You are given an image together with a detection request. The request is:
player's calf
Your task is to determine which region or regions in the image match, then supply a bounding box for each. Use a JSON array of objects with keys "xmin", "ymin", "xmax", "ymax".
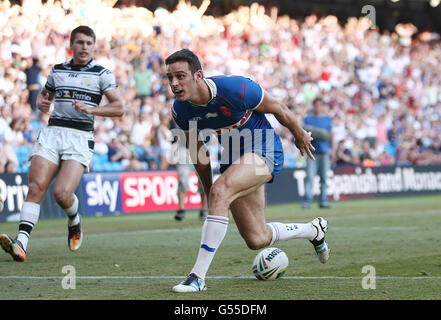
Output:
[{"xmin": 243, "ymin": 231, "xmax": 272, "ymax": 250}]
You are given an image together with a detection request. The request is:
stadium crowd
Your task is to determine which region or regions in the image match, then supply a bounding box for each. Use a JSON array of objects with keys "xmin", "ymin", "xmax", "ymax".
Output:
[{"xmin": 1, "ymin": 0, "xmax": 441, "ymax": 174}]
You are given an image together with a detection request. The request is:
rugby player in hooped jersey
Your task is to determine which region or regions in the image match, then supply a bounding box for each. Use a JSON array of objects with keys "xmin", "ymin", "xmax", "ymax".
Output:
[
  {"xmin": 0, "ymin": 26, "xmax": 124, "ymax": 262},
  {"xmin": 166, "ymin": 49, "xmax": 331, "ymax": 293}
]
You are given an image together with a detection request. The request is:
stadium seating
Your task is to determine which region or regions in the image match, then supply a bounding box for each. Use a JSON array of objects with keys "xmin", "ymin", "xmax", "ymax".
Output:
[{"xmin": 2, "ymin": 1, "xmax": 441, "ymax": 174}]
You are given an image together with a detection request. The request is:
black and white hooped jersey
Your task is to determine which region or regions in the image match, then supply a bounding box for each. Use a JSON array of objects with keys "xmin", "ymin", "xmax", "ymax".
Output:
[{"xmin": 44, "ymin": 59, "xmax": 117, "ymax": 132}]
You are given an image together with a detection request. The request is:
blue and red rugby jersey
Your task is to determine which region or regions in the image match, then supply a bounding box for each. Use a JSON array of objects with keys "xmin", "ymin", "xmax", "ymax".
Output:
[{"xmin": 171, "ymin": 75, "xmax": 284, "ymax": 180}]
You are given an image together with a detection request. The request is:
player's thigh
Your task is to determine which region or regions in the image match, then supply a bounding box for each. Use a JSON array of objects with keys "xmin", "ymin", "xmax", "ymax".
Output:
[
  {"xmin": 52, "ymin": 160, "xmax": 85, "ymax": 205},
  {"xmin": 230, "ymin": 185, "xmax": 270, "ymax": 249},
  {"xmin": 213, "ymin": 152, "xmax": 272, "ymax": 203},
  {"xmin": 27, "ymin": 155, "xmax": 60, "ymax": 202}
]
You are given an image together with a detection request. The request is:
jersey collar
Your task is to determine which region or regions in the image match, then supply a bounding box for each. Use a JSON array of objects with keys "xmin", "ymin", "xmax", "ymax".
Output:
[
  {"xmin": 67, "ymin": 58, "xmax": 95, "ymax": 71},
  {"xmin": 190, "ymin": 78, "xmax": 217, "ymax": 107},
  {"xmin": 205, "ymin": 78, "xmax": 217, "ymax": 103}
]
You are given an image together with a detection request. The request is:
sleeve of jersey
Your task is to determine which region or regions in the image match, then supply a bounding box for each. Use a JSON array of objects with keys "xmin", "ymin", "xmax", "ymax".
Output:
[
  {"xmin": 44, "ymin": 68, "xmax": 55, "ymax": 92},
  {"xmin": 100, "ymin": 69, "xmax": 118, "ymax": 93},
  {"xmin": 241, "ymin": 77, "xmax": 264, "ymax": 111},
  {"xmin": 171, "ymin": 103, "xmax": 189, "ymax": 131}
]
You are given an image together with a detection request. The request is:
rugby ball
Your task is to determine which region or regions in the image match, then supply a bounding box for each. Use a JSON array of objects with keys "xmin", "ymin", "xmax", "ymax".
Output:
[{"xmin": 252, "ymin": 247, "xmax": 289, "ymax": 280}]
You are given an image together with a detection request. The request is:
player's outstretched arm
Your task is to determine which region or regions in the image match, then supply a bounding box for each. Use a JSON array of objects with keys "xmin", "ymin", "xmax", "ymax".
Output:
[
  {"xmin": 255, "ymin": 90, "xmax": 315, "ymax": 160},
  {"xmin": 73, "ymin": 88, "xmax": 124, "ymax": 117}
]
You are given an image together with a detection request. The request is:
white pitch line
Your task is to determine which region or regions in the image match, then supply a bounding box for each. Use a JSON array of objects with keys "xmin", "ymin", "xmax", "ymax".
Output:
[
  {"xmin": 34, "ymin": 227, "xmax": 203, "ymax": 242},
  {"xmin": 31, "ymin": 225, "xmax": 426, "ymax": 243},
  {"xmin": 1, "ymin": 275, "xmax": 440, "ymax": 280}
]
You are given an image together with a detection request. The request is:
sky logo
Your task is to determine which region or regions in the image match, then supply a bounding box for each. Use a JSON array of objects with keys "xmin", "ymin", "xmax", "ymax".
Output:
[{"xmin": 82, "ymin": 173, "xmax": 122, "ymax": 215}]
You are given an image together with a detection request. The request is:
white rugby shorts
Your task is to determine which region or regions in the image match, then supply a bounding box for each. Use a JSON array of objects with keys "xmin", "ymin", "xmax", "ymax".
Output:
[{"xmin": 30, "ymin": 126, "xmax": 94, "ymax": 172}]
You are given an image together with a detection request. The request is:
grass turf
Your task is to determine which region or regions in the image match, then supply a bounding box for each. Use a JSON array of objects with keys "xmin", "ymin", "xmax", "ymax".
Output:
[{"xmin": 0, "ymin": 194, "xmax": 440, "ymax": 300}]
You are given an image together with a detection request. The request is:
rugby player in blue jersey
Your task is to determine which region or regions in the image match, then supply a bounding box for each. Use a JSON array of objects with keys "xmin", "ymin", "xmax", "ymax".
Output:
[{"xmin": 166, "ymin": 49, "xmax": 330, "ymax": 292}]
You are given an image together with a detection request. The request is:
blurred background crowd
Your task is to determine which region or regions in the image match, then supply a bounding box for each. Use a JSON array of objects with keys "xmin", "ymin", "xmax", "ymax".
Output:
[{"xmin": 1, "ymin": 0, "xmax": 441, "ymax": 174}]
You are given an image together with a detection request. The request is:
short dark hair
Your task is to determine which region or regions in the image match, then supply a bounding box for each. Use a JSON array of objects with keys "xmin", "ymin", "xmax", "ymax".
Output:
[
  {"xmin": 70, "ymin": 26, "xmax": 96, "ymax": 44},
  {"xmin": 165, "ymin": 49, "xmax": 202, "ymax": 74},
  {"xmin": 313, "ymin": 97, "xmax": 324, "ymax": 106}
]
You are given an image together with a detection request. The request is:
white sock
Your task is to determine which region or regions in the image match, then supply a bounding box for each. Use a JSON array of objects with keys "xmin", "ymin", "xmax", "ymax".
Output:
[
  {"xmin": 17, "ymin": 201, "xmax": 40, "ymax": 251},
  {"xmin": 267, "ymin": 222, "xmax": 316, "ymax": 246},
  {"xmin": 190, "ymin": 215, "xmax": 229, "ymax": 280},
  {"xmin": 64, "ymin": 194, "xmax": 80, "ymax": 227}
]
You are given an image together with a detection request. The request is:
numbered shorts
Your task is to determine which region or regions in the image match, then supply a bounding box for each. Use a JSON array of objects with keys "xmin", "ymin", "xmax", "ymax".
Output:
[{"xmin": 30, "ymin": 126, "xmax": 94, "ymax": 173}]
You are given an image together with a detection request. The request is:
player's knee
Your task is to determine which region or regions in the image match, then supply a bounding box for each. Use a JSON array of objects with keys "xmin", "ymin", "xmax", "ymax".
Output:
[
  {"xmin": 209, "ymin": 180, "xmax": 231, "ymax": 204},
  {"xmin": 52, "ymin": 187, "xmax": 71, "ymax": 206},
  {"xmin": 245, "ymin": 235, "xmax": 268, "ymax": 251},
  {"xmin": 27, "ymin": 181, "xmax": 48, "ymax": 200}
]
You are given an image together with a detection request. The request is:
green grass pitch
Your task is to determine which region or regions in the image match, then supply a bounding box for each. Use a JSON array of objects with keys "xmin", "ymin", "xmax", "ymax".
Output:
[{"xmin": 0, "ymin": 194, "xmax": 440, "ymax": 300}]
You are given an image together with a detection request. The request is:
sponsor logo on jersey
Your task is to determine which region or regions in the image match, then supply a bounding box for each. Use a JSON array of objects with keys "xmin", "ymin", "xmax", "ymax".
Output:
[
  {"xmin": 219, "ymin": 106, "xmax": 231, "ymax": 117},
  {"xmin": 72, "ymin": 91, "xmax": 92, "ymax": 101},
  {"xmin": 62, "ymin": 90, "xmax": 71, "ymax": 98},
  {"xmin": 56, "ymin": 90, "xmax": 94, "ymax": 102},
  {"xmin": 206, "ymin": 112, "xmax": 218, "ymax": 119}
]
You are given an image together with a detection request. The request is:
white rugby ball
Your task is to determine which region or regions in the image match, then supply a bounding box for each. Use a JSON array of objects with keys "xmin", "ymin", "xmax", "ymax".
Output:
[{"xmin": 252, "ymin": 247, "xmax": 289, "ymax": 280}]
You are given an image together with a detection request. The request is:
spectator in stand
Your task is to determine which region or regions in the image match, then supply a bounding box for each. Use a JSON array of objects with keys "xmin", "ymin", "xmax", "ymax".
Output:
[
  {"xmin": 378, "ymin": 150, "xmax": 395, "ymax": 166},
  {"xmin": 334, "ymin": 140, "xmax": 355, "ymax": 166},
  {"xmin": 157, "ymin": 112, "xmax": 173, "ymax": 170},
  {"xmin": 108, "ymin": 136, "xmax": 132, "ymax": 168},
  {"xmin": 23, "ymin": 56, "xmax": 42, "ymax": 112},
  {"xmin": 130, "ymin": 106, "xmax": 153, "ymax": 151},
  {"xmin": 133, "ymin": 61, "xmax": 154, "ymax": 99},
  {"xmin": 21, "ymin": 117, "xmax": 35, "ymax": 145},
  {"xmin": 0, "ymin": 106, "xmax": 12, "ymax": 140},
  {"xmin": 360, "ymin": 138, "xmax": 376, "ymax": 167},
  {"xmin": 350, "ymin": 138, "xmax": 362, "ymax": 166},
  {"xmin": 0, "ymin": 0, "xmax": 440, "ymax": 172},
  {"xmin": 376, "ymin": 114, "xmax": 389, "ymax": 147},
  {"xmin": 8, "ymin": 117, "xmax": 26, "ymax": 147},
  {"xmin": 93, "ymin": 123, "xmax": 110, "ymax": 157},
  {"xmin": 396, "ymin": 149, "xmax": 412, "ymax": 166},
  {"xmin": 0, "ymin": 134, "xmax": 18, "ymax": 173},
  {"xmin": 125, "ymin": 152, "xmax": 147, "ymax": 171}
]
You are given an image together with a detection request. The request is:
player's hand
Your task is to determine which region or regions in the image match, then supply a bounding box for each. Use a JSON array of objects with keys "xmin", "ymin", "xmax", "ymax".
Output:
[
  {"xmin": 294, "ymin": 129, "xmax": 316, "ymax": 160},
  {"xmin": 38, "ymin": 92, "xmax": 52, "ymax": 113},
  {"xmin": 72, "ymin": 100, "xmax": 92, "ymax": 114}
]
